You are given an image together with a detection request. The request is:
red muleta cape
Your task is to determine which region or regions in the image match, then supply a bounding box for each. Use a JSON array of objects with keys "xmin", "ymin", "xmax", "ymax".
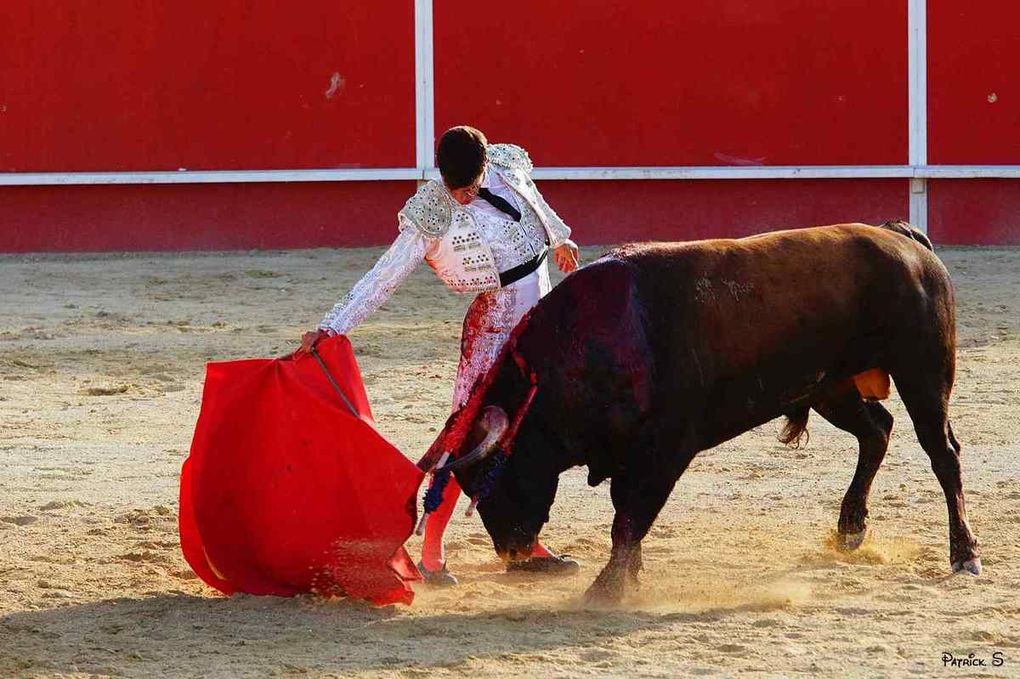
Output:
[{"xmin": 179, "ymin": 336, "xmax": 424, "ymax": 605}]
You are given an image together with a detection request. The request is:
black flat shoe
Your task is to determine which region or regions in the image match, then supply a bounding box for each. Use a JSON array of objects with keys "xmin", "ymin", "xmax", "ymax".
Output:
[
  {"xmin": 417, "ymin": 560, "xmax": 459, "ymax": 587},
  {"xmin": 506, "ymin": 554, "xmax": 581, "ymax": 576}
]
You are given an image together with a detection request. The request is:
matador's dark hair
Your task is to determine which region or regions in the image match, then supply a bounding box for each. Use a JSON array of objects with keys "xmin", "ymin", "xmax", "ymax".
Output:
[{"xmin": 436, "ymin": 125, "xmax": 487, "ymax": 189}]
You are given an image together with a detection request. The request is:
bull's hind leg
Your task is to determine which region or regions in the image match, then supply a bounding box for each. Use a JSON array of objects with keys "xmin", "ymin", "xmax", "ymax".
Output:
[
  {"xmin": 813, "ymin": 385, "xmax": 894, "ymax": 551},
  {"xmin": 892, "ymin": 368, "xmax": 980, "ymax": 575}
]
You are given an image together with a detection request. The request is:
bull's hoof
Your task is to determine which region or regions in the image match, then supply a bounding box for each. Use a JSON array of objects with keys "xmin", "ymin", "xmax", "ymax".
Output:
[
  {"xmin": 952, "ymin": 558, "xmax": 982, "ymax": 576},
  {"xmin": 583, "ymin": 584, "xmax": 622, "ymax": 607},
  {"xmin": 583, "ymin": 573, "xmax": 624, "ymax": 607},
  {"xmin": 836, "ymin": 528, "xmax": 868, "ymax": 552}
]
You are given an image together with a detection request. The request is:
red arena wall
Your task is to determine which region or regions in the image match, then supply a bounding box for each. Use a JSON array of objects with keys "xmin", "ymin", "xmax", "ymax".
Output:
[
  {"xmin": 928, "ymin": 1, "xmax": 1019, "ymax": 165},
  {"xmin": 0, "ymin": 1, "xmax": 1015, "ymax": 252},
  {"xmin": 0, "ymin": 1, "xmax": 415, "ymax": 172},
  {"xmin": 926, "ymin": 1, "xmax": 1019, "ymax": 244},
  {"xmin": 434, "ymin": 0, "xmax": 908, "ymax": 167}
]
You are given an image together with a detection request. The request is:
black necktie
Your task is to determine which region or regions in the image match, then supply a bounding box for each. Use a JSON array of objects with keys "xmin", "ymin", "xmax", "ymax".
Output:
[{"xmin": 477, "ymin": 187, "xmax": 522, "ymax": 222}]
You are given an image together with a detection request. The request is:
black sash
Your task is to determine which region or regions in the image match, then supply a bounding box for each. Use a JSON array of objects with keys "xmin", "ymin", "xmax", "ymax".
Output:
[
  {"xmin": 478, "ymin": 187, "xmax": 522, "ymax": 222},
  {"xmin": 499, "ymin": 248, "xmax": 548, "ymax": 287}
]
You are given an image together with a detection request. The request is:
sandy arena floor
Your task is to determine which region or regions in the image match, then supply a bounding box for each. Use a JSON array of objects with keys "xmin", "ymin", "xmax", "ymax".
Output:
[{"xmin": 1, "ymin": 243, "xmax": 1018, "ymax": 678}]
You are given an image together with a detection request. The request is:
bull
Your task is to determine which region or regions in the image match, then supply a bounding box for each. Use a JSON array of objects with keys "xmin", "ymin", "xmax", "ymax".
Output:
[{"xmin": 419, "ymin": 221, "xmax": 980, "ymax": 603}]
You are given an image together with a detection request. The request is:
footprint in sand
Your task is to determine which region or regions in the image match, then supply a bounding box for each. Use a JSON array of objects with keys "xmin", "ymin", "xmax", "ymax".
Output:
[
  {"xmin": 752, "ymin": 618, "xmax": 780, "ymax": 628},
  {"xmin": 39, "ymin": 500, "xmax": 89, "ymax": 511},
  {"xmin": 80, "ymin": 385, "xmax": 130, "ymax": 396},
  {"xmin": 119, "ymin": 550, "xmax": 172, "ymax": 565},
  {"xmin": 579, "ymin": 649, "xmax": 614, "ymax": 663},
  {"xmin": 1, "ymin": 515, "xmax": 38, "ymax": 527}
]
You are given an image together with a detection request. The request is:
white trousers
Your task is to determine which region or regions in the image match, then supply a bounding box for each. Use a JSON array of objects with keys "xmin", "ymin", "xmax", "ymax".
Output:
[{"xmin": 451, "ymin": 263, "xmax": 551, "ymax": 410}]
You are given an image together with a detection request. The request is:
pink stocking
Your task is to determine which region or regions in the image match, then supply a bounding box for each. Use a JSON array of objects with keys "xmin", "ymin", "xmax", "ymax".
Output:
[{"xmin": 531, "ymin": 541, "xmax": 553, "ymax": 557}]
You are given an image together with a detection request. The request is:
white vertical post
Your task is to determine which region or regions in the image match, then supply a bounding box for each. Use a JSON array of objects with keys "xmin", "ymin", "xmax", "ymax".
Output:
[
  {"xmin": 413, "ymin": 0, "xmax": 436, "ymax": 181},
  {"xmin": 910, "ymin": 177, "xmax": 928, "ymax": 231},
  {"xmin": 908, "ymin": 0, "xmax": 929, "ymax": 232}
]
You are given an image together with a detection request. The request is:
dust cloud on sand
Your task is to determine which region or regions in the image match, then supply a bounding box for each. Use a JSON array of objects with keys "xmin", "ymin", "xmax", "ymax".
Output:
[{"xmin": 1, "ymin": 246, "xmax": 1019, "ymax": 677}]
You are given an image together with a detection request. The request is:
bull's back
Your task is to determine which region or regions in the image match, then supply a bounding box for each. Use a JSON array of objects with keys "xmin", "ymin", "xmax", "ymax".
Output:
[
  {"xmin": 605, "ymin": 224, "xmax": 950, "ymax": 443},
  {"xmin": 615, "ymin": 224, "xmax": 942, "ymax": 358}
]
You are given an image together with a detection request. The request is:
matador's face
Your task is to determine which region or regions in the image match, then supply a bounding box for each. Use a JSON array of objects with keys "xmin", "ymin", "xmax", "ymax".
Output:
[{"xmin": 445, "ymin": 165, "xmax": 486, "ymax": 206}]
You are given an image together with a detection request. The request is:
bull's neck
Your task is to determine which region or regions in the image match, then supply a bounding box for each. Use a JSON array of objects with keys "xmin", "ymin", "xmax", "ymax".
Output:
[{"xmin": 494, "ymin": 369, "xmax": 573, "ymax": 475}]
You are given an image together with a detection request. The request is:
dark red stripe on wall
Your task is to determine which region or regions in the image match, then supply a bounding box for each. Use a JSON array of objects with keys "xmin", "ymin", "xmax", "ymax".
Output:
[
  {"xmin": 0, "ymin": 179, "xmax": 915, "ymax": 253},
  {"xmin": 0, "ymin": 182, "xmax": 415, "ymax": 252},
  {"xmin": 538, "ymin": 179, "xmax": 909, "ymax": 244},
  {"xmin": 928, "ymin": 180, "xmax": 1020, "ymax": 246}
]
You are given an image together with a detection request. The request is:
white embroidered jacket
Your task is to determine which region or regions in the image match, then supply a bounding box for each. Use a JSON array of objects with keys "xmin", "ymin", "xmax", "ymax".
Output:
[
  {"xmin": 398, "ymin": 143, "xmax": 571, "ymax": 292},
  {"xmin": 319, "ymin": 144, "xmax": 572, "ymax": 335}
]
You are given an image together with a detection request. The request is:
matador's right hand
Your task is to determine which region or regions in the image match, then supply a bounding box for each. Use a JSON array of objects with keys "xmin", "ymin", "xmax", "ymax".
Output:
[{"xmin": 300, "ymin": 328, "xmax": 330, "ymax": 354}]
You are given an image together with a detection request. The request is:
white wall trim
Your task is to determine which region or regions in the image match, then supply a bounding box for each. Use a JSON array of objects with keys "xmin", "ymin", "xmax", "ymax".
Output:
[
  {"xmin": 528, "ymin": 166, "xmax": 918, "ymax": 181},
  {"xmin": 413, "ymin": 0, "xmax": 436, "ymax": 173},
  {"xmin": 531, "ymin": 166, "xmax": 1020, "ymax": 180},
  {"xmin": 918, "ymin": 165, "xmax": 1020, "ymax": 178},
  {"xmin": 2, "ymin": 165, "xmax": 1018, "ymax": 187},
  {"xmin": 908, "ymin": 0, "xmax": 929, "ymax": 231},
  {"xmin": 0, "ymin": 169, "xmax": 424, "ymax": 186}
]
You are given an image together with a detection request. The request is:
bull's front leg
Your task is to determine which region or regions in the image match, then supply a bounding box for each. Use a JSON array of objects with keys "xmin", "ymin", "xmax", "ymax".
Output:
[
  {"xmin": 627, "ymin": 542, "xmax": 643, "ymax": 588},
  {"xmin": 585, "ymin": 511, "xmax": 640, "ymax": 604},
  {"xmin": 585, "ymin": 472, "xmax": 677, "ymax": 605}
]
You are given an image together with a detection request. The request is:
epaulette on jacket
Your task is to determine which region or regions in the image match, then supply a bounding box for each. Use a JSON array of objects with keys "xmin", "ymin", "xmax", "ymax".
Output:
[
  {"xmin": 486, "ymin": 143, "xmax": 533, "ymax": 172},
  {"xmin": 398, "ymin": 180, "xmax": 452, "ymax": 237}
]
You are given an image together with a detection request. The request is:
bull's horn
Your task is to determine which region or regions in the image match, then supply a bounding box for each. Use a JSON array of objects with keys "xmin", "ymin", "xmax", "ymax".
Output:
[
  {"xmin": 436, "ymin": 406, "xmax": 508, "ymax": 473},
  {"xmin": 416, "ymin": 429, "xmax": 448, "ymax": 472}
]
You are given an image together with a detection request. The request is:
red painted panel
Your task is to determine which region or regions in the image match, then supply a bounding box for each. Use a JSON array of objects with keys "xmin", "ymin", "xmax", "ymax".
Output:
[
  {"xmin": 929, "ymin": 3, "xmax": 1020, "ymax": 164},
  {"xmin": 538, "ymin": 179, "xmax": 908, "ymax": 243},
  {"xmin": 435, "ymin": 1, "xmax": 907, "ymax": 167},
  {"xmin": 928, "ymin": 180, "xmax": 1020, "ymax": 245},
  {"xmin": 0, "ymin": 1, "xmax": 414, "ymax": 172},
  {"xmin": 0, "ymin": 182, "xmax": 415, "ymax": 252}
]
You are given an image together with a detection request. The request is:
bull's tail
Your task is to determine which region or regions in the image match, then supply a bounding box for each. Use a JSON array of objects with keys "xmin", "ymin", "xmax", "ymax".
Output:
[
  {"xmin": 779, "ymin": 407, "xmax": 811, "ymax": 448},
  {"xmin": 877, "ymin": 219, "xmax": 934, "ymax": 252}
]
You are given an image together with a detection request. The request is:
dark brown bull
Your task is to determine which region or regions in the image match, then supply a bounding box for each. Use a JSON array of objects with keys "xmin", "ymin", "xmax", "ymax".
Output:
[{"xmin": 420, "ymin": 222, "xmax": 980, "ymax": 603}]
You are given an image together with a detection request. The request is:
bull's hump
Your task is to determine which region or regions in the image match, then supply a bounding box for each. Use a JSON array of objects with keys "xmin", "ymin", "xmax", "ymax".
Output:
[
  {"xmin": 565, "ymin": 255, "xmax": 636, "ymax": 298},
  {"xmin": 606, "ymin": 241, "xmax": 698, "ymax": 262},
  {"xmin": 529, "ymin": 255, "xmax": 639, "ymax": 333}
]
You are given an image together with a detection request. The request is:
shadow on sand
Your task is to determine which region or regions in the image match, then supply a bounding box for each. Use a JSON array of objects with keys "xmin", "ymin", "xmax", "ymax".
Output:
[{"xmin": 0, "ymin": 587, "xmax": 768, "ymax": 676}]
